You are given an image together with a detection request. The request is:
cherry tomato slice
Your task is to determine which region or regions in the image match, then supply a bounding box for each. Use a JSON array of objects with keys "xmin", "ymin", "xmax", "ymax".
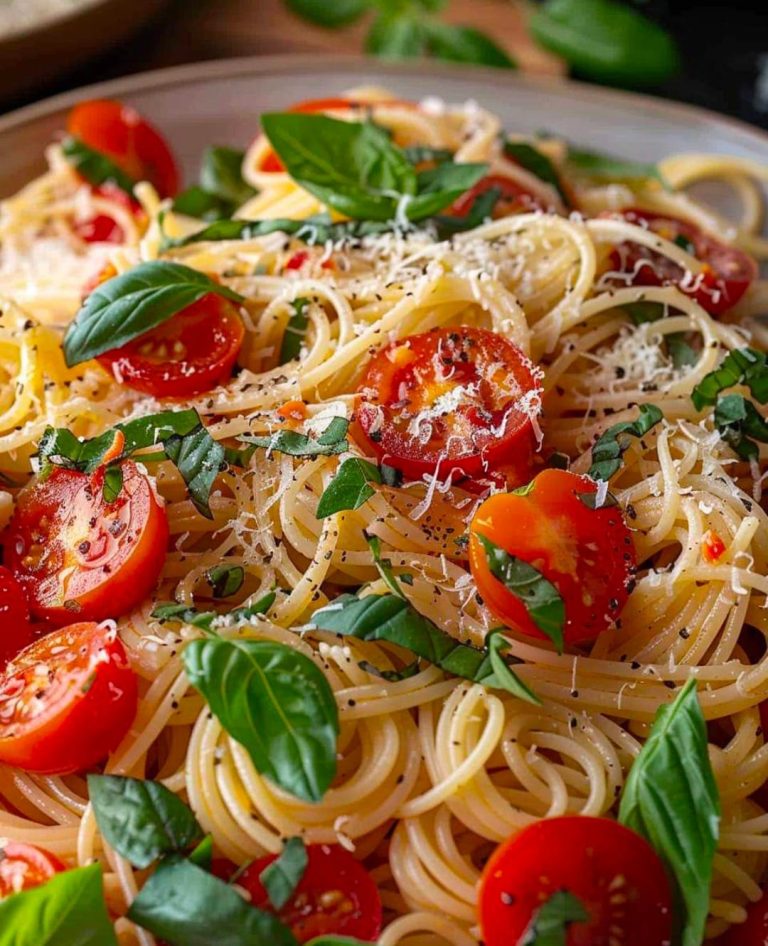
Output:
[
  {"xmin": 73, "ymin": 183, "xmax": 143, "ymax": 246},
  {"xmin": 721, "ymin": 886, "xmax": 768, "ymax": 944},
  {"xmin": 355, "ymin": 326, "xmax": 541, "ymax": 484},
  {"xmin": 67, "ymin": 99, "xmax": 179, "ymax": 198},
  {"xmin": 606, "ymin": 208, "xmax": 757, "ymax": 315},
  {"xmin": 469, "ymin": 469, "xmax": 636, "ymax": 645},
  {"xmin": 447, "ymin": 174, "xmax": 548, "ymax": 218},
  {"xmin": 5, "ymin": 461, "xmax": 168, "ymax": 626},
  {"xmin": 0, "ymin": 841, "xmax": 66, "ymax": 897},
  {"xmin": 0, "ymin": 620, "xmax": 137, "ymax": 774},
  {"xmin": 0, "ymin": 566, "xmax": 34, "ymax": 669},
  {"xmin": 97, "ymin": 294, "xmax": 245, "ymax": 398},
  {"xmin": 238, "ymin": 844, "xmax": 382, "ymax": 943},
  {"xmin": 479, "ymin": 817, "xmax": 673, "ymax": 946}
]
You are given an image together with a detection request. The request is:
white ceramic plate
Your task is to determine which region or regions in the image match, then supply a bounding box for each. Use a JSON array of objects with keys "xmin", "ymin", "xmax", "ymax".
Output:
[{"xmin": 0, "ymin": 54, "xmax": 767, "ymax": 199}]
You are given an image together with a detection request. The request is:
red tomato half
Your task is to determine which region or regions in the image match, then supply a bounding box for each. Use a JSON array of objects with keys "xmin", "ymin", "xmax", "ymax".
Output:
[
  {"xmin": 479, "ymin": 817, "xmax": 673, "ymax": 946},
  {"xmin": 720, "ymin": 887, "xmax": 768, "ymax": 945},
  {"xmin": 98, "ymin": 294, "xmax": 245, "ymax": 398},
  {"xmin": 73, "ymin": 183, "xmax": 143, "ymax": 246},
  {"xmin": 238, "ymin": 844, "xmax": 382, "ymax": 943},
  {"xmin": 0, "ymin": 566, "xmax": 34, "ymax": 669},
  {"xmin": 0, "ymin": 841, "xmax": 66, "ymax": 897},
  {"xmin": 67, "ymin": 99, "xmax": 179, "ymax": 197},
  {"xmin": 5, "ymin": 462, "xmax": 168, "ymax": 625},
  {"xmin": 0, "ymin": 620, "xmax": 137, "ymax": 773},
  {"xmin": 469, "ymin": 469, "xmax": 636, "ymax": 645},
  {"xmin": 606, "ymin": 208, "xmax": 757, "ymax": 315},
  {"xmin": 447, "ymin": 174, "xmax": 548, "ymax": 218},
  {"xmin": 355, "ymin": 327, "xmax": 541, "ymax": 484}
]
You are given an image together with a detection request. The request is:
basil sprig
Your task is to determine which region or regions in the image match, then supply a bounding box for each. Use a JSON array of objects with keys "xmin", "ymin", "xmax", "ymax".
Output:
[
  {"xmin": 206, "ymin": 564, "xmax": 245, "ymax": 598},
  {"xmin": 240, "ymin": 416, "xmax": 349, "ymax": 458},
  {"xmin": 503, "ymin": 140, "xmax": 570, "ymax": 207},
  {"xmin": 619, "ymin": 679, "xmax": 720, "ymax": 946},
  {"xmin": 88, "ymin": 774, "xmax": 203, "ymax": 869},
  {"xmin": 260, "ymin": 837, "xmax": 308, "ymax": 910},
  {"xmin": 280, "ymin": 297, "xmax": 310, "ymax": 363},
  {"xmin": 62, "ymin": 136, "xmax": 136, "ymax": 196},
  {"xmin": 567, "ymin": 145, "xmax": 668, "ymax": 186},
  {"xmin": 523, "ymin": 890, "xmax": 589, "ymax": 945},
  {"xmin": 174, "ymin": 146, "xmax": 256, "ymax": 220},
  {"xmin": 151, "ymin": 589, "xmax": 276, "ymax": 632},
  {"xmin": 63, "ymin": 261, "xmax": 244, "ymax": 366},
  {"xmin": 588, "ymin": 404, "xmax": 663, "ymax": 481},
  {"xmin": 183, "ymin": 637, "xmax": 339, "ymax": 802},
  {"xmin": 261, "ymin": 113, "xmax": 487, "ymax": 222},
  {"xmin": 691, "ymin": 347, "xmax": 768, "ymax": 410},
  {"xmin": 0, "ymin": 863, "xmax": 117, "ymax": 946}
]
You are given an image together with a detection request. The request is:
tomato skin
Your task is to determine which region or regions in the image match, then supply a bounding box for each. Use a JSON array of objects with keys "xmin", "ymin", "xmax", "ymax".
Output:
[
  {"xmin": 607, "ymin": 208, "xmax": 757, "ymax": 315},
  {"xmin": 479, "ymin": 817, "xmax": 673, "ymax": 946},
  {"xmin": 0, "ymin": 620, "xmax": 138, "ymax": 774},
  {"xmin": 469, "ymin": 469, "xmax": 636, "ymax": 645},
  {"xmin": 0, "ymin": 566, "xmax": 34, "ymax": 669},
  {"xmin": 238, "ymin": 844, "xmax": 382, "ymax": 943},
  {"xmin": 98, "ymin": 294, "xmax": 245, "ymax": 398},
  {"xmin": 5, "ymin": 462, "xmax": 168, "ymax": 625},
  {"xmin": 721, "ymin": 887, "xmax": 768, "ymax": 945},
  {"xmin": 67, "ymin": 99, "xmax": 179, "ymax": 198},
  {"xmin": 447, "ymin": 174, "xmax": 548, "ymax": 218},
  {"xmin": 0, "ymin": 842, "xmax": 66, "ymax": 897},
  {"xmin": 355, "ymin": 327, "xmax": 541, "ymax": 484}
]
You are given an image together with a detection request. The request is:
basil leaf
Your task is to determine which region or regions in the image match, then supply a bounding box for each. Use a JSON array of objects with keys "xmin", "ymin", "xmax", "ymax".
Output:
[
  {"xmin": 623, "ymin": 302, "xmax": 696, "ymax": 368},
  {"xmin": 88, "ymin": 774, "xmax": 202, "ymax": 869},
  {"xmin": 366, "ymin": 11, "xmax": 427, "ymax": 58},
  {"xmin": 529, "ymin": 0, "xmax": 679, "ymax": 87},
  {"xmin": 183, "ymin": 637, "xmax": 339, "ymax": 802},
  {"xmin": 200, "ymin": 146, "xmax": 256, "ymax": 209},
  {"xmin": 503, "ymin": 140, "xmax": 569, "ymax": 206},
  {"xmin": 102, "ymin": 464, "xmax": 123, "ymax": 502},
  {"xmin": 162, "ymin": 423, "xmax": 226, "ymax": 519},
  {"xmin": 0, "ymin": 863, "xmax": 118, "ymax": 946},
  {"xmin": 713, "ymin": 393, "xmax": 768, "ymax": 460},
  {"xmin": 206, "ymin": 564, "xmax": 245, "ymax": 598},
  {"xmin": 188, "ymin": 835, "xmax": 214, "ymax": 869},
  {"xmin": 486, "ymin": 629, "xmax": 541, "ymax": 705},
  {"xmin": 691, "ymin": 347, "xmax": 768, "ymax": 410},
  {"xmin": 261, "ymin": 113, "xmax": 417, "ymax": 222},
  {"xmin": 588, "ymin": 404, "xmax": 663, "ymax": 481},
  {"xmin": 407, "ymin": 161, "xmax": 488, "ymax": 219},
  {"xmin": 287, "ymin": 0, "xmax": 369, "ymax": 27},
  {"xmin": 474, "ymin": 533, "xmax": 566, "ymax": 654},
  {"xmin": 316, "ymin": 457, "xmax": 382, "ymax": 518},
  {"xmin": 172, "ymin": 185, "xmax": 236, "ymax": 222},
  {"xmin": 668, "ymin": 335, "xmax": 698, "ymax": 370},
  {"xmin": 260, "ymin": 837, "xmax": 308, "ymax": 910},
  {"xmin": 63, "ymin": 261, "xmax": 244, "ymax": 366},
  {"xmin": 423, "ymin": 20, "xmax": 517, "ymax": 68},
  {"xmin": 128, "ymin": 857, "xmax": 297, "ymax": 946},
  {"xmin": 279, "ymin": 297, "xmax": 310, "ymax": 364},
  {"xmin": 624, "ymin": 301, "xmax": 666, "ymax": 325},
  {"xmin": 568, "ymin": 146, "xmax": 668, "ymax": 186},
  {"xmin": 366, "ymin": 532, "xmax": 405, "ymax": 598},
  {"xmin": 576, "ymin": 489, "xmax": 618, "ymax": 510},
  {"xmin": 402, "ymin": 146, "xmax": 454, "ymax": 165},
  {"xmin": 433, "ymin": 185, "xmax": 502, "ymax": 238},
  {"xmin": 358, "ymin": 657, "xmax": 421, "ymax": 682},
  {"xmin": 522, "ymin": 890, "xmax": 589, "ymax": 945},
  {"xmin": 619, "ymin": 679, "xmax": 719, "ymax": 946},
  {"xmin": 241, "ymin": 417, "xmax": 349, "ymax": 458},
  {"xmin": 151, "ymin": 590, "xmax": 276, "ymax": 632},
  {"xmin": 61, "ymin": 135, "xmax": 136, "ymax": 195}
]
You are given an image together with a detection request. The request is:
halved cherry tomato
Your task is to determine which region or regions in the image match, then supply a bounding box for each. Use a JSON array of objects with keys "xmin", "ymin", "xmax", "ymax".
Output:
[
  {"xmin": 73, "ymin": 183, "xmax": 143, "ymax": 246},
  {"xmin": 67, "ymin": 99, "xmax": 179, "ymax": 197},
  {"xmin": 97, "ymin": 294, "xmax": 245, "ymax": 398},
  {"xmin": 469, "ymin": 469, "xmax": 636, "ymax": 645},
  {"xmin": 4, "ymin": 462, "xmax": 168, "ymax": 625},
  {"xmin": 238, "ymin": 844, "xmax": 382, "ymax": 943},
  {"xmin": 722, "ymin": 886, "xmax": 768, "ymax": 944},
  {"xmin": 0, "ymin": 566, "xmax": 34, "ymax": 669},
  {"xmin": 479, "ymin": 817, "xmax": 673, "ymax": 946},
  {"xmin": 0, "ymin": 841, "xmax": 66, "ymax": 897},
  {"xmin": 0, "ymin": 620, "xmax": 137, "ymax": 773},
  {"xmin": 605, "ymin": 208, "xmax": 757, "ymax": 315},
  {"xmin": 355, "ymin": 326, "xmax": 541, "ymax": 484},
  {"xmin": 447, "ymin": 174, "xmax": 548, "ymax": 219}
]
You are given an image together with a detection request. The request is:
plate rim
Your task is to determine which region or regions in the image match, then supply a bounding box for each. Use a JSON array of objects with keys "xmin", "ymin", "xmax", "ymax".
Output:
[{"xmin": 1, "ymin": 53, "xmax": 767, "ymax": 152}]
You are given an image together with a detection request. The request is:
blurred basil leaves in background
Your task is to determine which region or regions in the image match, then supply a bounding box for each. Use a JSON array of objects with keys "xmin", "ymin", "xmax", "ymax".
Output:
[{"xmin": 285, "ymin": 0, "xmax": 680, "ymax": 89}]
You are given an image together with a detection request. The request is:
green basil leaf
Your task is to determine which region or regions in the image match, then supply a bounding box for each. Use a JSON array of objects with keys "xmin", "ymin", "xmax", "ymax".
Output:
[
  {"xmin": 261, "ymin": 113, "xmax": 416, "ymax": 222},
  {"xmin": 403, "ymin": 146, "xmax": 454, "ymax": 165},
  {"xmin": 152, "ymin": 589, "xmax": 276, "ymax": 632},
  {"xmin": 183, "ymin": 637, "xmax": 339, "ymax": 802},
  {"xmin": 279, "ymin": 297, "xmax": 310, "ymax": 364},
  {"xmin": 407, "ymin": 161, "xmax": 488, "ymax": 219},
  {"xmin": 474, "ymin": 533, "xmax": 566, "ymax": 654},
  {"xmin": 358, "ymin": 657, "xmax": 421, "ymax": 681},
  {"xmin": 522, "ymin": 889, "xmax": 589, "ymax": 945},
  {"xmin": 486, "ymin": 629, "xmax": 541, "ymax": 705},
  {"xmin": 287, "ymin": 0, "xmax": 370, "ymax": 27},
  {"xmin": 0, "ymin": 863, "xmax": 118, "ymax": 946},
  {"xmin": 172, "ymin": 185, "xmax": 236, "ymax": 221},
  {"xmin": 88, "ymin": 774, "xmax": 202, "ymax": 869},
  {"xmin": 624, "ymin": 300, "xmax": 665, "ymax": 325},
  {"xmin": 315, "ymin": 457, "xmax": 382, "ymax": 518},
  {"xmin": 366, "ymin": 12, "xmax": 427, "ymax": 58},
  {"xmin": 588, "ymin": 404, "xmax": 663, "ymax": 481},
  {"xmin": 240, "ymin": 417, "xmax": 349, "ymax": 458},
  {"xmin": 206, "ymin": 564, "xmax": 245, "ymax": 598},
  {"xmin": 713, "ymin": 393, "xmax": 768, "ymax": 460},
  {"xmin": 503, "ymin": 140, "xmax": 569, "ymax": 206},
  {"xmin": 64, "ymin": 261, "xmax": 243, "ymax": 366},
  {"xmin": 667, "ymin": 334, "xmax": 698, "ymax": 370},
  {"xmin": 127, "ymin": 857, "xmax": 297, "ymax": 946},
  {"xmin": 568, "ymin": 147, "xmax": 668, "ymax": 186},
  {"xmin": 619, "ymin": 678, "xmax": 719, "ymax": 946},
  {"xmin": 61, "ymin": 135, "xmax": 136, "ymax": 195},
  {"xmin": 102, "ymin": 464, "xmax": 123, "ymax": 502},
  {"xmin": 529, "ymin": 0, "xmax": 680, "ymax": 86},
  {"xmin": 163, "ymin": 423, "xmax": 226, "ymax": 519},
  {"xmin": 200, "ymin": 146, "xmax": 256, "ymax": 209},
  {"xmin": 691, "ymin": 348, "xmax": 768, "ymax": 410},
  {"xmin": 188, "ymin": 835, "xmax": 214, "ymax": 869},
  {"xmin": 423, "ymin": 20, "xmax": 517, "ymax": 68},
  {"xmin": 576, "ymin": 489, "xmax": 618, "ymax": 510},
  {"xmin": 433, "ymin": 185, "xmax": 502, "ymax": 238},
  {"xmin": 366, "ymin": 532, "xmax": 405, "ymax": 598},
  {"xmin": 260, "ymin": 837, "xmax": 308, "ymax": 910}
]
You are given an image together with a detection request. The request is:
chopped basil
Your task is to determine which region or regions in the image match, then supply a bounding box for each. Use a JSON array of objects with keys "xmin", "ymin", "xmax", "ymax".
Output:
[
  {"xmin": 102, "ymin": 464, "xmax": 123, "ymax": 502},
  {"xmin": 567, "ymin": 146, "xmax": 668, "ymax": 187},
  {"xmin": 402, "ymin": 145, "xmax": 454, "ymax": 165},
  {"xmin": 61, "ymin": 136, "xmax": 136, "ymax": 196},
  {"xmin": 624, "ymin": 300, "xmax": 666, "ymax": 325},
  {"xmin": 151, "ymin": 589, "xmax": 276, "ymax": 632},
  {"xmin": 63, "ymin": 261, "xmax": 243, "ymax": 366},
  {"xmin": 503, "ymin": 140, "xmax": 570, "ymax": 206},
  {"xmin": 206, "ymin": 564, "xmax": 245, "ymax": 598},
  {"xmin": 619, "ymin": 679, "xmax": 719, "ymax": 946},
  {"xmin": 691, "ymin": 347, "xmax": 768, "ymax": 410},
  {"xmin": 474, "ymin": 532, "xmax": 566, "ymax": 654},
  {"xmin": 366, "ymin": 532, "xmax": 405, "ymax": 598},
  {"xmin": 587, "ymin": 404, "xmax": 663, "ymax": 481},
  {"xmin": 623, "ymin": 301, "xmax": 697, "ymax": 369},
  {"xmin": 486, "ymin": 629, "xmax": 541, "ymax": 705},
  {"xmin": 522, "ymin": 889, "xmax": 589, "ymax": 945},
  {"xmin": 315, "ymin": 457, "xmax": 382, "ymax": 518},
  {"xmin": 358, "ymin": 657, "xmax": 421, "ymax": 682},
  {"xmin": 280, "ymin": 297, "xmax": 310, "ymax": 363},
  {"xmin": 183, "ymin": 637, "xmax": 339, "ymax": 801},
  {"xmin": 188, "ymin": 835, "xmax": 214, "ymax": 870},
  {"xmin": 576, "ymin": 489, "xmax": 618, "ymax": 510},
  {"xmin": 260, "ymin": 837, "xmax": 308, "ymax": 910},
  {"xmin": 88, "ymin": 775, "xmax": 202, "ymax": 869},
  {"xmin": 240, "ymin": 416, "xmax": 349, "ymax": 459},
  {"xmin": 713, "ymin": 393, "xmax": 768, "ymax": 460}
]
